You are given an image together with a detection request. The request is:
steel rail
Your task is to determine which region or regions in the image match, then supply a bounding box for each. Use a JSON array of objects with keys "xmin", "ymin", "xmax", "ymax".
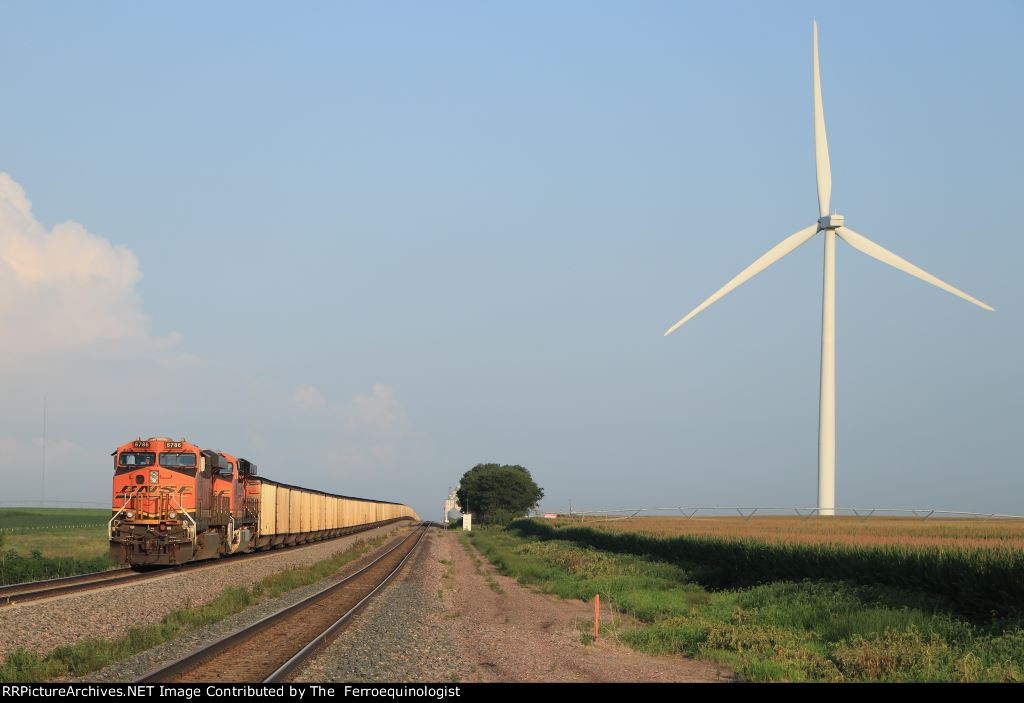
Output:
[
  {"xmin": 135, "ymin": 525, "xmax": 427, "ymax": 683},
  {"xmin": 265, "ymin": 525, "xmax": 427, "ymax": 682},
  {"xmin": 0, "ymin": 567, "xmax": 135, "ymax": 603},
  {"xmin": 1, "ymin": 518, "xmax": 414, "ymax": 607}
]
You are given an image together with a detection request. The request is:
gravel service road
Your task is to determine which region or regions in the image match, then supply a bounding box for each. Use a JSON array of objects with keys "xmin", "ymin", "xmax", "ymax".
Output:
[{"xmin": 297, "ymin": 528, "xmax": 732, "ymax": 683}]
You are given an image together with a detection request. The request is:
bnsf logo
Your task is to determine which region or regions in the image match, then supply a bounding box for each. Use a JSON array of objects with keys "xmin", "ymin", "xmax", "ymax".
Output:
[{"xmin": 118, "ymin": 485, "xmax": 192, "ymax": 495}]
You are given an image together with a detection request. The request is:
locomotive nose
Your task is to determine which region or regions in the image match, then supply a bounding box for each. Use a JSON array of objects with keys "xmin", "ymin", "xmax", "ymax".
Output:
[{"xmin": 111, "ymin": 440, "xmax": 199, "ymax": 565}]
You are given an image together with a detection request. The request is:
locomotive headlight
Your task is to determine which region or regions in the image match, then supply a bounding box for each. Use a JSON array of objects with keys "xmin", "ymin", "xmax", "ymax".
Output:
[
  {"xmin": 149, "ymin": 470, "xmax": 159, "ymax": 484},
  {"xmin": 125, "ymin": 511, "xmax": 135, "ymax": 519},
  {"xmin": 168, "ymin": 511, "xmax": 177, "ymax": 519}
]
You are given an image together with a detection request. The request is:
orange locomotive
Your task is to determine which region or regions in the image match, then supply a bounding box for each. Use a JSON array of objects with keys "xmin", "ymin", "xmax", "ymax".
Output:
[{"xmin": 109, "ymin": 436, "xmax": 418, "ymax": 566}]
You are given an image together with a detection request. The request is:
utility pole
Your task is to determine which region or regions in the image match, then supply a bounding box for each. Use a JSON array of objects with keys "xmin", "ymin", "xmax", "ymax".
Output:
[{"xmin": 41, "ymin": 394, "xmax": 46, "ymax": 508}]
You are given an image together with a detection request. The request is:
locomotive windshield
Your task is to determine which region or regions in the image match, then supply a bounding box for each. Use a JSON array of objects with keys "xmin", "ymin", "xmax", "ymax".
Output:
[
  {"xmin": 159, "ymin": 452, "xmax": 197, "ymax": 468},
  {"xmin": 118, "ymin": 452, "xmax": 155, "ymax": 467}
]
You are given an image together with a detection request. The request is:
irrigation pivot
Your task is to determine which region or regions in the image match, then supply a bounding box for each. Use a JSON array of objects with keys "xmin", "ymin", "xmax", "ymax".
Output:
[{"xmin": 663, "ymin": 21, "xmax": 993, "ymax": 516}]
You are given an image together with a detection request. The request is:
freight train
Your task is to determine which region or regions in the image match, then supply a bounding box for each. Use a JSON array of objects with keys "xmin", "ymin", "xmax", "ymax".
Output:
[{"xmin": 109, "ymin": 436, "xmax": 419, "ymax": 566}]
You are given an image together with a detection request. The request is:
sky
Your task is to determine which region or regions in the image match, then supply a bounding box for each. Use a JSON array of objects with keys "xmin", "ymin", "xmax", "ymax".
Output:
[{"xmin": 0, "ymin": 2, "xmax": 1021, "ymax": 519}]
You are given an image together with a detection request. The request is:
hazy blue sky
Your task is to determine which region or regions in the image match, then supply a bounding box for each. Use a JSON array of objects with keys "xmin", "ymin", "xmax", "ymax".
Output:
[{"xmin": 0, "ymin": 2, "xmax": 1020, "ymax": 519}]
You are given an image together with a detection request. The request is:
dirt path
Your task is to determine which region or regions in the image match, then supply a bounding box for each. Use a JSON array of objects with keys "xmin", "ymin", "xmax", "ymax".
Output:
[
  {"xmin": 300, "ymin": 527, "xmax": 731, "ymax": 683},
  {"xmin": 442, "ymin": 530, "xmax": 731, "ymax": 683}
]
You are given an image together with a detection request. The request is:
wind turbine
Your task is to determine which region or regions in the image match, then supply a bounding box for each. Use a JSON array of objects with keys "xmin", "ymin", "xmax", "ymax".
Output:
[{"xmin": 663, "ymin": 21, "xmax": 993, "ymax": 516}]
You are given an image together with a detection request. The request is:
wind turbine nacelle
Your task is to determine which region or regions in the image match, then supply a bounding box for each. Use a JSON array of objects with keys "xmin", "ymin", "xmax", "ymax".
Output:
[{"xmin": 818, "ymin": 214, "xmax": 845, "ymax": 230}]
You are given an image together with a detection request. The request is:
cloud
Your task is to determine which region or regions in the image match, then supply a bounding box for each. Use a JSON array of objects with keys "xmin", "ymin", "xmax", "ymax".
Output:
[
  {"xmin": 342, "ymin": 383, "xmax": 406, "ymax": 432},
  {"xmin": 319, "ymin": 383, "xmax": 430, "ymax": 482},
  {"xmin": 0, "ymin": 173, "xmax": 196, "ymax": 506},
  {"xmin": 0, "ymin": 172, "xmax": 168, "ymax": 357},
  {"xmin": 290, "ymin": 384, "xmax": 326, "ymax": 410},
  {"xmin": 242, "ymin": 381, "xmax": 431, "ymax": 483},
  {"xmin": 234, "ymin": 381, "xmax": 433, "ymax": 506},
  {"xmin": 0, "ymin": 174, "xmax": 432, "ymax": 509}
]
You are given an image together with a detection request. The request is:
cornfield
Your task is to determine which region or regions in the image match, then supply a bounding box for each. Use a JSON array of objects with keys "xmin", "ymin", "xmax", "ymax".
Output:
[
  {"xmin": 572, "ymin": 515, "xmax": 1024, "ymax": 550},
  {"xmin": 510, "ymin": 518, "xmax": 1024, "ymax": 620}
]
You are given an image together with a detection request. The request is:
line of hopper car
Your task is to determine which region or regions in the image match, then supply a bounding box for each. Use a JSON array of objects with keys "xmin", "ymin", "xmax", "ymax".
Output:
[{"xmin": 110, "ymin": 436, "xmax": 419, "ymax": 566}]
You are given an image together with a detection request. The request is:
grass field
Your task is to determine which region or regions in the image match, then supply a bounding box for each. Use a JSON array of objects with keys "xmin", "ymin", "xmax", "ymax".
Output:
[
  {"xmin": 520, "ymin": 519, "xmax": 1024, "ymax": 620},
  {"xmin": 0, "ymin": 508, "xmax": 110, "ymax": 530},
  {"xmin": 1, "ymin": 528, "xmax": 109, "ymax": 562},
  {"xmin": 0, "ymin": 508, "xmax": 114, "ymax": 584},
  {"xmin": 0, "ymin": 508, "xmax": 110, "ymax": 560},
  {"xmin": 470, "ymin": 523, "xmax": 1024, "ymax": 682},
  {"xmin": 565, "ymin": 515, "xmax": 1024, "ymax": 549}
]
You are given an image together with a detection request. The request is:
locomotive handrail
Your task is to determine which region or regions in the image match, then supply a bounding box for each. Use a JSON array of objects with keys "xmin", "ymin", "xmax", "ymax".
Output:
[
  {"xmin": 108, "ymin": 490, "xmax": 133, "ymax": 540},
  {"xmin": 109, "ymin": 492, "xmax": 197, "ymax": 542},
  {"xmin": 170, "ymin": 496, "xmax": 197, "ymax": 543}
]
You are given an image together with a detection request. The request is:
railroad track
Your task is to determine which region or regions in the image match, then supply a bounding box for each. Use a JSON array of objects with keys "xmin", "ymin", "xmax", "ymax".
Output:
[
  {"xmin": 136, "ymin": 525, "xmax": 429, "ymax": 683},
  {"xmin": 0, "ymin": 567, "xmax": 139, "ymax": 606},
  {"xmin": 0, "ymin": 519, "xmax": 414, "ymax": 607}
]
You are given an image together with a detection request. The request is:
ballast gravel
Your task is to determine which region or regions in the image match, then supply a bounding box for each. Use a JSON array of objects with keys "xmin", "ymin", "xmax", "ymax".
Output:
[
  {"xmin": 296, "ymin": 529, "xmax": 732, "ymax": 683},
  {"xmin": 77, "ymin": 527, "xmax": 410, "ymax": 683},
  {"xmin": 294, "ymin": 529, "xmax": 469, "ymax": 683},
  {"xmin": 0, "ymin": 524, "xmax": 407, "ymax": 665}
]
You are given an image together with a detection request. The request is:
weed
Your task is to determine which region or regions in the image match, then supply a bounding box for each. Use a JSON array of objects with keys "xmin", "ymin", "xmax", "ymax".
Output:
[
  {"xmin": 508, "ymin": 518, "xmax": 1024, "ymax": 621},
  {"xmin": 463, "ymin": 524, "xmax": 1024, "ymax": 683},
  {"xmin": 0, "ymin": 536, "xmax": 382, "ymax": 682}
]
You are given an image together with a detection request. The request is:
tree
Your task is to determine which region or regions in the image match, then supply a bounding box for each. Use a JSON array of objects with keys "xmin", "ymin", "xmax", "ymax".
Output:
[{"xmin": 455, "ymin": 463, "xmax": 544, "ymax": 525}]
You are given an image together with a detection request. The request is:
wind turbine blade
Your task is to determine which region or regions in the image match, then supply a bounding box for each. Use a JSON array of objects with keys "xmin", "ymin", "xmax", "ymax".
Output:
[
  {"xmin": 813, "ymin": 20, "xmax": 832, "ymax": 217},
  {"xmin": 664, "ymin": 224, "xmax": 820, "ymax": 336},
  {"xmin": 837, "ymin": 226, "xmax": 994, "ymax": 311}
]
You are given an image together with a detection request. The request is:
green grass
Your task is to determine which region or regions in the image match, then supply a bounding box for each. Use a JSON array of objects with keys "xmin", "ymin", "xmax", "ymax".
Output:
[
  {"xmin": 0, "ymin": 535, "xmax": 387, "ymax": 682},
  {"xmin": 0, "ymin": 508, "xmax": 110, "ymax": 530},
  {"xmin": 467, "ymin": 526, "xmax": 1024, "ymax": 682},
  {"xmin": 0, "ymin": 550, "xmax": 114, "ymax": 586},
  {"xmin": 458, "ymin": 532, "xmax": 504, "ymax": 594},
  {"xmin": 508, "ymin": 518, "xmax": 1024, "ymax": 621},
  {"xmin": 1, "ymin": 527, "xmax": 110, "ymax": 562},
  {"xmin": 0, "ymin": 509, "xmax": 115, "ymax": 584}
]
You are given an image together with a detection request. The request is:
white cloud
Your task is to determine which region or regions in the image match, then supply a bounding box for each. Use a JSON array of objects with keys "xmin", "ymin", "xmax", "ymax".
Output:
[
  {"xmin": 342, "ymin": 383, "xmax": 406, "ymax": 432},
  {"xmin": 290, "ymin": 384, "xmax": 326, "ymax": 410},
  {"xmin": 0, "ymin": 173, "xmax": 194, "ymax": 506},
  {"xmin": 0, "ymin": 174, "xmax": 432, "ymax": 509},
  {"xmin": 237, "ymin": 381, "xmax": 431, "ymax": 483},
  {"xmin": 0, "ymin": 172, "xmax": 167, "ymax": 357},
  {"xmin": 318, "ymin": 384, "xmax": 432, "ymax": 482}
]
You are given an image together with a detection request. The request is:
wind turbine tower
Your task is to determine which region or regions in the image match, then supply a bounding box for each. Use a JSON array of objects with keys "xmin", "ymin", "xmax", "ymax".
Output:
[{"xmin": 664, "ymin": 22, "xmax": 993, "ymax": 516}]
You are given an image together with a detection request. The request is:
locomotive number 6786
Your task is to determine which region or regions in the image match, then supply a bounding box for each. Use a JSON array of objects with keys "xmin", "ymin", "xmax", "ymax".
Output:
[{"xmin": 110, "ymin": 436, "xmax": 418, "ymax": 565}]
